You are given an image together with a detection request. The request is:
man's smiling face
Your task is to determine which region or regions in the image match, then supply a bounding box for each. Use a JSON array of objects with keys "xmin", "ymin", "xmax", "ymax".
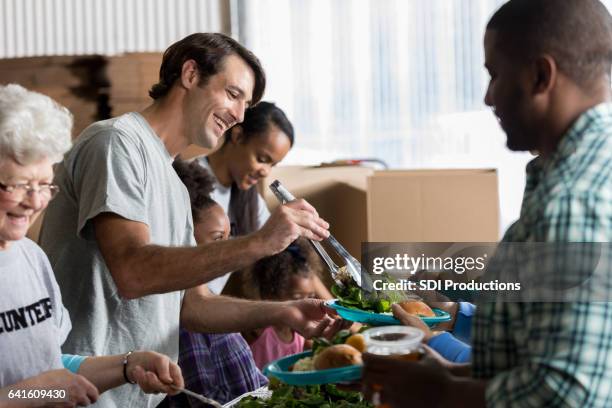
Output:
[{"xmin": 185, "ymin": 54, "xmax": 255, "ymax": 149}]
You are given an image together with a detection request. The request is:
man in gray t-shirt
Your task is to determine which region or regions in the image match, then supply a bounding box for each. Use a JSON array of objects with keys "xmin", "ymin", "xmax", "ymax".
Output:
[
  {"xmin": 40, "ymin": 33, "xmax": 339, "ymax": 408},
  {"xmin": 41, "ymin": 112, "xmax": 190, "ymax": 407}
]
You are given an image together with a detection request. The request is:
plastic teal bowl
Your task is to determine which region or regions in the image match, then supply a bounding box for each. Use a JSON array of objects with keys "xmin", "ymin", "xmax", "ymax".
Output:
[
  {"xmin": 326, "ymin": 299, "xmax": 451, "ymax": 327},
  {"xmin": 263, "ymin": 351, "xmax": 362, "ymax": 386}
]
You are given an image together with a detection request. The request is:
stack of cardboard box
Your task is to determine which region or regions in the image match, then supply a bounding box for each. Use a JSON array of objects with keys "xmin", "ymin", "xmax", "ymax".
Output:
[
  {"xmin": 105, "ymin": 52, "xmax": 211, "ymax": 158},
  {"xmin": 107, "ymin": 53, "xmax": 162, "ymax": 116},
  {"xmin": 258, "ymin": 165, "xmax": 500, "ymax": 288},
  {"xmin": 0, "ymin": 56, "xmax": 99, "ymax": 137}
]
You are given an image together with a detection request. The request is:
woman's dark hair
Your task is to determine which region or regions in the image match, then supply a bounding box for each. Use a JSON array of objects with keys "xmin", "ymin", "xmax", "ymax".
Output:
[
  {"xmin": 226, "ymin": 101, "xmax": 295, "ymax": 235},
  {"xmin": 172, "ymin": 157, "xmax": 218, "ymax": 223},
  {"xmin": 149, "ymin": 32, "xmax": 266, "ymax": 104},
  {"xmin": 252, "ymin": 238, "xmax": 315, "ymax": 299},
  {"xmin": 231, "ymin": 101, "xmax": 295, "ymax": 147}
]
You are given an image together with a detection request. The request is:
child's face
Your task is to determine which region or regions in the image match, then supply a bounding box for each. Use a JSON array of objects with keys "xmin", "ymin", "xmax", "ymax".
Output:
[
  {"xmin": 194, "ymin": 204, "xmax": 230, "ymax": 244},
  {"xmin": 284, "ymin": 275, "xmax": 316, "ymax": 300}
]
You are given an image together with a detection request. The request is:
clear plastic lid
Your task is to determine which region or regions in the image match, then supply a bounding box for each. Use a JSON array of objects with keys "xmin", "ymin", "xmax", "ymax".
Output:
[{"xmin": 362, "ymin": 326, "xmax": 424, "ymax": 356}]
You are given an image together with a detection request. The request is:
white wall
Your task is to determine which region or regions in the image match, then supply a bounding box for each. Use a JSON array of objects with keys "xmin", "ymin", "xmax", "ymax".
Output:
[{"xmin": 0, "ymin": 0, "xmax": 227, "ymax": 57}]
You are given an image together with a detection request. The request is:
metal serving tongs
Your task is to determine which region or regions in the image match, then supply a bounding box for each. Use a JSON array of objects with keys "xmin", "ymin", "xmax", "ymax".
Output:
[
  {"xmin": 269, "ymin": 180, "xmax": 373, "ymax": 294},
  {"xmin": 170, "ymin": 385, "xmax": 223, "ymax": 408}
]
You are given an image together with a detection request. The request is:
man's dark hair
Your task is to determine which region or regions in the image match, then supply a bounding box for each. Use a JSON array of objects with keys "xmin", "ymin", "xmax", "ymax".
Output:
[
  {"xmin": 487, "ymin": 0, "xmax": 612, "ymax": 90},
  {"xmin": 149, "ymin": 33, "xmax": 266, "ymax": 104},
  {"xmin": 226, "ymin": 102, "xmax": 294, "ymax": 236},
  {"xmin": 172, "ymin": 158, "xmax": 218, "ymax": 223}
]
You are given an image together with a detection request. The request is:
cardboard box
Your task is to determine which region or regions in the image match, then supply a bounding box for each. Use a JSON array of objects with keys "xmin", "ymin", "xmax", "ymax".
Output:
[
  {"xmin": 260, "ymin": 166, "xmax": 499, "ymax": 262},
  {"xmin": 260, "ymin": 166, "xmax": 375, "ymax": 260},
  {"xmin": 367, "ymin": 169, "xmax": 499, "ymax": 242},
  {"xmin": 0, "ymin": 56, "xmax": 101, "ymax": 137}
]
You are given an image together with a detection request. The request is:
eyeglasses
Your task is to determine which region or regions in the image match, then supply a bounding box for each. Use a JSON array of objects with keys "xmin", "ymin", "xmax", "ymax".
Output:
[{"xmin": 0, "ymin": 181, "xmax": 60, "ymax": 201}]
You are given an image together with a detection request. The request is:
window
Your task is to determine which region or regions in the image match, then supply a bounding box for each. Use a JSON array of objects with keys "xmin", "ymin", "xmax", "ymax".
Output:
[{"xmin": 236, "ymin": 0, "xmax": 535, "ymax": 233}]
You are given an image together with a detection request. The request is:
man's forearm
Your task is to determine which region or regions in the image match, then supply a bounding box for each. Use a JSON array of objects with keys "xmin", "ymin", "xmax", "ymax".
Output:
[
  {"xmin": 114, "ymin": 235, "xmax": 265, "ymax": 299},
  {"xmin": 180, "ymin": 291, "xmax": 286, "ymax": 333}
]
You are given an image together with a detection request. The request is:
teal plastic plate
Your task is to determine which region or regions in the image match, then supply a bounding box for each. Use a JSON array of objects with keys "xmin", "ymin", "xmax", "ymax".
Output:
[
  {"xmin": 263, "ymin": 350, "xmax": 362, "ymax": 386},
  {"xmin": 326, "ymin": 299, "xmax": 451, "ymax": 327}
]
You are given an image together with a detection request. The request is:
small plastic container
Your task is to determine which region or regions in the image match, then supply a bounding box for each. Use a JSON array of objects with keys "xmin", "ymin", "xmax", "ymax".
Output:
[
  {"xmin": 362, "ymin": 326, "xmax": 425, "ymax": 407},
  {"xmin": 362, "ymin": 326, "xmax": 424, "ymax": 359}
]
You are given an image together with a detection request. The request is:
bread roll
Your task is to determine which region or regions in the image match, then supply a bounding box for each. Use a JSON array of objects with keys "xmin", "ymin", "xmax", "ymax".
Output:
[
  {"xmin": 345, "ymin": 334, "xmax": 366, "ymax": 353},
  {"xmin": 398, "ymin": 301, "xmax": 436, "ymax": 317},
  {"xmin": 313, "ymin": 344, "xmax": 363, "ymax": 370}
]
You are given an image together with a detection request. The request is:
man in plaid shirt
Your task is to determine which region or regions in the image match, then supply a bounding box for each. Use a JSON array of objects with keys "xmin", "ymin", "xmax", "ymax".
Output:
[{"xmin": 362, "ymin": 0, "xmax": 612, "ymax": 406}]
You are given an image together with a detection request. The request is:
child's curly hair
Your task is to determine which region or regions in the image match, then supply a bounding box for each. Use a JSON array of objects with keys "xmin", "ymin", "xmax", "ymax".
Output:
[
  {"xmin": 172, "ymin": 157, "xmax": 218, "ymax": 223},
  {"xmin": 252, "ymin": 238, "xmax": 319, "ymax": 299}
]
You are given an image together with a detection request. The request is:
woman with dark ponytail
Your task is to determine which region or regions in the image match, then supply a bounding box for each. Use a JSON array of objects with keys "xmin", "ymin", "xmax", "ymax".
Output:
[
  {"xmin": 197, "ymin": 102, "xmax": 332, "ymax": 299},
  {"xmin": 206, "ymin": 101, "xmax": 292, "ymax": 236}
]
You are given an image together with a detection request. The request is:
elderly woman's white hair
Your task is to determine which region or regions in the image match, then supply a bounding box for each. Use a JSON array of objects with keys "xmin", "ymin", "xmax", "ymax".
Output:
[{"xmin": 0, "ymin": 84, "xmax": 73, "ymax": 165}]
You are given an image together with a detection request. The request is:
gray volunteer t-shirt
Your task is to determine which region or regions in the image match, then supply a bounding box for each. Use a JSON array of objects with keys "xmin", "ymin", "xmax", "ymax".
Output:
[
  {"xmin": 40, "ymin": 112, "xmax": 194, "ymax": 408},
  {"xmin": 0, "ymin": 238, "xmax": 71, "ymax": 388}
]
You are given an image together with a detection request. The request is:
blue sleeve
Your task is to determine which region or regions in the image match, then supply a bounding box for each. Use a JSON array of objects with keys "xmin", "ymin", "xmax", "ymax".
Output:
[
  {"xmin": 61, "ymin": 354, "xmax": 87, "ymax": 373},
  {"xmin": 451, "ymin": 302, "xmax": 475, "ymax": 344},
  {"xmin": 427, "ymin": 332, "xmax": 471, "ymax": 363}
]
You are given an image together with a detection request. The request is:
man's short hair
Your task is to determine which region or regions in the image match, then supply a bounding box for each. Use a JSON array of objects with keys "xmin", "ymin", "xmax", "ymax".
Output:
[
  {"xmin": 149, "ymin": 33, "xmax": 266, "ymax": 105},
  {"xmin": 487, "ymin": 0, "xmax": 612, "ymax": 90}
]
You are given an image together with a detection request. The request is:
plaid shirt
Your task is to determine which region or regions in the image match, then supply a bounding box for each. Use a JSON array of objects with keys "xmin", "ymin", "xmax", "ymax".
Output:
[
  {"xmin": 472, "ymin": 103, "xmax": 612, "ymax": 407},
  {"xmin": 165, "ymin": 330, "xmax": 268, "ymax": 407}
]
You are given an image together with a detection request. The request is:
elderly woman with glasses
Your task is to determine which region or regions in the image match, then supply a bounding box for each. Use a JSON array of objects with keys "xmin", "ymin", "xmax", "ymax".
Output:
[{"xmin": 0, "ymin": 84, "xmax": 185, "ymax": 406}]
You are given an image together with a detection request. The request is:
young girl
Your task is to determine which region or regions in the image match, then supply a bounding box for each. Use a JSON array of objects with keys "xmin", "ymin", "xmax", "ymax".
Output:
[
  {"xmin": 243, "ymin": 238, "xmax": 319, "ymax": 369},
  {"xmin": 172, "ymin": 158, "xmax": 231, "ymax": 244}
]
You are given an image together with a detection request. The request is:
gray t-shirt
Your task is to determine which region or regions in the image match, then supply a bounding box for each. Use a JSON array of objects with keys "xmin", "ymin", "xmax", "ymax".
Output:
[
  {"xmin": 195, "ymin": 157, "xmax": 270, "ymax": 294},
  {"xmin": 0, "ymin": 238, "xmax": 71, "ymax": 388},
  {"xmin": 40, "ymin": 112, "xmax": 194, "ymax": 408}
]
